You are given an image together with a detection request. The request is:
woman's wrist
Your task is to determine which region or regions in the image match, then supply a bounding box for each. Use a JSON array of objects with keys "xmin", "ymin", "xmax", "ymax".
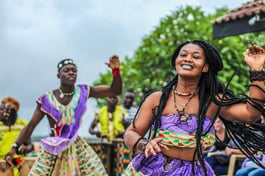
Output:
[
  {"xmin": 250, "ymin": 65, "xmax": 263, "ymax": 71},
  {"xmin": 132, "ymin": 137, "xmax": 149, "ymax": 154},
  {"xmin": 137, "ymin": 139, "xmax": 149, "ymax": 153}
]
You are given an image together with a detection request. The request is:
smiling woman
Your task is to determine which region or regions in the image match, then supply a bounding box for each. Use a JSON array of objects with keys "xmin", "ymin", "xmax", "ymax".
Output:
[
  {"xmin": 5, "ymin": 56, "xmax": 123, "ymax": 175},
  {"xmin": 122, "ymin": 40, "xmax": 265, "ymax": 176}
]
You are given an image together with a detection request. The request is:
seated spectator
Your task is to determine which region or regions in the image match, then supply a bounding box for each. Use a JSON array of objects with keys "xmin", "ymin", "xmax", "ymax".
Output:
[
  {"xmin": 206, "ymin": 139, "xmax": 243, "ymax": 175},
  {"xmin": 89, "ymin": 96, "xmax": 127, "ymax": 142},
  {"xmin": 0, "ymin": 97, "xmax": 32, "ymax": 176},
  {"xmin": 203, "ymin": 117, "xmax": 230, "ymax": 156},
  {"xmin": 205, "ymin": 117, "xmax": 243, "ymax": 175}
]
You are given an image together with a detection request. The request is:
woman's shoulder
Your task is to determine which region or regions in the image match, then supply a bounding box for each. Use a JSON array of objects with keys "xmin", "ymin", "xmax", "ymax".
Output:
[
  {"xmin": 146, "ymin": 91, "xmax": 162, "ymax": 100},
  {"xmin": 143, "ymin": 91, "xmax": 162, "ymax": 106}
]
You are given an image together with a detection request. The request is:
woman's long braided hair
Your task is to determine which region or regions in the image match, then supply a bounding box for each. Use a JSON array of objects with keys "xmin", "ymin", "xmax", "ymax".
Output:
[{"xmin": 133, "ymin": 40, "xmax": 265, "ymax": 175}]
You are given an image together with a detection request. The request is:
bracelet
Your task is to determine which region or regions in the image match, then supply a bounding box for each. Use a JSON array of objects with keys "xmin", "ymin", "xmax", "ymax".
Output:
[
  {"xmin": 112, "ymin": 68, "xmax": 120, "ymax": 77},
  {"xmin": 17, "ymin": 145, "xmax": 24, "ymax": 155},
  {"xmin": 11, "ymin": 143, "xmax": 20, "ymax": 149},
  {"xmin": 250, "ymin": 69, "xmax": 265, "ymax": 82},
  {"xmin": 132, "ymin": 137, "xmax": 145, "ymax": 154},
  {"xmin": 137, "ymin": 139, "xmax": 149, "ymax": 153},
  {"xmin": 11, "ymin": 143, "xmax": 20, "ymax": 154},
  {"xmin": 132, "ymin": 137, "xmax": 149, "ymax": 154}
]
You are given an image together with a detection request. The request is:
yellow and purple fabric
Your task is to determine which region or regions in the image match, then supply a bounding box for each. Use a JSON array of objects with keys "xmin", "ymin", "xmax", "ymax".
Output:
[
  {"xmin": 123, "ymin": 114, "xmax": 216, "ymax": 176},
  {"xmin": 29, "ymin": 84, "xmax": 107, "ymax": 176}
]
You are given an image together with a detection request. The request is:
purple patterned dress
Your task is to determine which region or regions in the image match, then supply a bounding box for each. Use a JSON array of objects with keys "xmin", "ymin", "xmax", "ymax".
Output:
[
  {"xmin": 29, "ymin": 84, "xmax": 107, "ymax": 176},
  {"xmin": 123, "ymin": 114, "xmax": 216, "ymax": 176}
]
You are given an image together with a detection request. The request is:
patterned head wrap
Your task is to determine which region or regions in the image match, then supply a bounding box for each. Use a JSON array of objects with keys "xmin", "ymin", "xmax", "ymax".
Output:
[{"xmin": 57, "ymin": 58, "xmax": 76, "ymax": 72}]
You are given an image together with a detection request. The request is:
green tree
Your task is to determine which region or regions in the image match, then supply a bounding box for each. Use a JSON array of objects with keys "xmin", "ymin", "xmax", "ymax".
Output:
[{"xmin": 94, "ymin": 5, "xmax": 265, "ymax": 106}]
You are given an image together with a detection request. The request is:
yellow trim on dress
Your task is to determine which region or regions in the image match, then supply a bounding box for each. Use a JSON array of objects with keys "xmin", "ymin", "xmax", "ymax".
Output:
[{"xmin": 152, "ymin": 129, "xmax": 215, "ymax": 148}]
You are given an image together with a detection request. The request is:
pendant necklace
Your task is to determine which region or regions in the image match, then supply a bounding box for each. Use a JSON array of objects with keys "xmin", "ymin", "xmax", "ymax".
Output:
[
  {"xmin": 58, "ymin": 88, "xmax": 76, "ymax": 99},
  {"xmin": 173, "ymin": 86, "xmax": 198, "ymax": 121}
]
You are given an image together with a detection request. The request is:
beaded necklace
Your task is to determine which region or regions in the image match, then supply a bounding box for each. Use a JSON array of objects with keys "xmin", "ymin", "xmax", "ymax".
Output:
[
  {"xmin": 58, "ymin": 88, "xmax": 76, "ymax": 99},
  {"xmin": 172, "ymin": 85, "xmax": 197, "ymax": 96},
  {"xmin": 173, "ymin": 86, "xmax": 198, "ymax": 121}
]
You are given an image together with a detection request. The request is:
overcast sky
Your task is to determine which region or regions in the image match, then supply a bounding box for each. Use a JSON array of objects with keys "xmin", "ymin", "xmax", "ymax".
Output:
[{"xmin": 1, "ymin": 0, "xmax": 248, "ymax": 137}]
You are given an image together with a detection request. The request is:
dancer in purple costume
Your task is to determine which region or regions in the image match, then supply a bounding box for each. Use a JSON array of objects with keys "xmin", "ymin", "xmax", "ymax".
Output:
[
  {"xmin": 123, "ymin": 40, "xmax": 265, "ymax": 176},
  {"xmin": 6, "ymin": 55, "xmax": 122, "ymax": 175}
]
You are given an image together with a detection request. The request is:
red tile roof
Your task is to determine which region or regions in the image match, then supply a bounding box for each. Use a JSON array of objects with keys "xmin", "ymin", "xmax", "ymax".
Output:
[{"xmin": 213, "ymin": 0, "xmax": 265, "ymax": 24}]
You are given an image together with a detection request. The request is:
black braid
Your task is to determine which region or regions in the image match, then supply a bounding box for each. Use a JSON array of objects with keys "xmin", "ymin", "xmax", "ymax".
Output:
[{"xmin": 150, "ymin": 76, "xmax": 178, "ymax": 139}]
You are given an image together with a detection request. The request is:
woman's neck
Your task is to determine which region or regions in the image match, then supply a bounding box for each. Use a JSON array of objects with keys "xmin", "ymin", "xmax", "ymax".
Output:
[
  {"xmin": 176, "ymin": 79, "xmax": 199, "ymax": 93},
  {"xmin": 216, "ymin": 128, "xmax": 225, "ymax": 136}
]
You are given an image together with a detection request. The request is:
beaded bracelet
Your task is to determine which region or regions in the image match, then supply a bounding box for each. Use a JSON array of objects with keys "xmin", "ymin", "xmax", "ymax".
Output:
[
  {"xmin": 137, "ymin": 138, "xmax": 149, "ymax": 153},
  {"xmin": 250, "ymin": 69, "xmax": 265, "ymax": 82},
  {"xmin": 11, "ymin": 143, "xmax": 21, "ymax": 154},
  {"xmin": 112, "ymin": 68, "xmax": 120, "ymax": 77},
  {"xmin": 132, "ymin": 137, "xmax": 145, "ymax": 154}
]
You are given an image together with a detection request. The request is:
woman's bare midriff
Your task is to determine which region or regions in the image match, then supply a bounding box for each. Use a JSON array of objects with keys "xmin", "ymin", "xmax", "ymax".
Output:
[{"xmin": 161, "ymin": 145, "xmax": 198, "ymax": 161}]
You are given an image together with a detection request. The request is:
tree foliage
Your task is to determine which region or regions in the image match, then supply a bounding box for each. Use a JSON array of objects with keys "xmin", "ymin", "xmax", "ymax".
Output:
[{"xmin": 93, "ymin": 5, "xmax": 265, "ymax": 106}]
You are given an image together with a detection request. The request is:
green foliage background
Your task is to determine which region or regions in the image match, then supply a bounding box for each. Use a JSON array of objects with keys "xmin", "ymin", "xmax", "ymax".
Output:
[{"xmin": 93, "ymin": 5, "xmax": 265, "ymax": 106}]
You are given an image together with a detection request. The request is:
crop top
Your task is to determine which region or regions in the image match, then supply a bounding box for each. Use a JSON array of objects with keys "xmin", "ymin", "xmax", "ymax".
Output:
[{"xmin": 151, "ymin": 114, "xmax": 215, "ymax": 148}]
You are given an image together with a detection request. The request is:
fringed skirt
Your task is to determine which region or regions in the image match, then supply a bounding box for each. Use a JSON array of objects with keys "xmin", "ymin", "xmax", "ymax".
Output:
[
  {"xmin": 29, "ymin": 136, "xmax": 107, "ymax": 176},
  {"xmin": 122, "ymin": 152, "xmax": 214, "ymax": 176}
]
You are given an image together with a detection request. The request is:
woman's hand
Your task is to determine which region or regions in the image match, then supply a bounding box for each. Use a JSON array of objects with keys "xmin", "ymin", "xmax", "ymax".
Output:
[
  {"xmin": 105, "ymin": 55, "xmax": 120, "ymax": 69},
  {"xmin": 144, "ymin": 138, "xmax": 169, "ymax": 158},
  {"xmin": 245, "ymin": 45, "xmax": 265, "ymax": 71}
]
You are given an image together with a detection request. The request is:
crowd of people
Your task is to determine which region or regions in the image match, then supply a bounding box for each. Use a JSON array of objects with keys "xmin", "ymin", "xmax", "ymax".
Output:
[{"xmin": 1, "ymin": 40, "xmax": 265, "ymax": 176}]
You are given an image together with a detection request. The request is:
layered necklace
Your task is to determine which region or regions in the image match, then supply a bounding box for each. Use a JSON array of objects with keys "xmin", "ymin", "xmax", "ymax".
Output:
[
  {"xmin": 172, "ymin": 85, "xmax": 198, "ymax": 121},
  {"xmin": 58, "ymin": 87, "xmax": 76, "ymax": 99}
]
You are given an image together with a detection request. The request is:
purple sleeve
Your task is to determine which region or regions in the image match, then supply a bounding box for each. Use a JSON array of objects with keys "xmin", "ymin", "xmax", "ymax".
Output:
[{"xmin": 36, "ymin": 93, "xmax": 62, "ymax": 123}]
